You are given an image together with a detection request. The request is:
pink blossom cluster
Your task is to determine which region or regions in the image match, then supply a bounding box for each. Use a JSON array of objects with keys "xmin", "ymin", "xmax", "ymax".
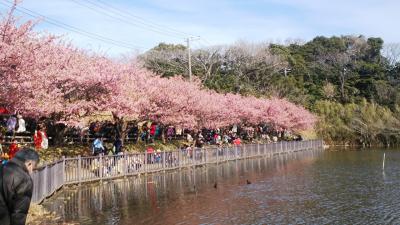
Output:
[{"xmin": 0, "ymin": 10, "xmax": 316, "ymax": 132}]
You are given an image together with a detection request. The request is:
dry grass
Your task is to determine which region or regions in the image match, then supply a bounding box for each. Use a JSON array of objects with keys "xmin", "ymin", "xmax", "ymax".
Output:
[{"xmin": 298, "ymin": 129, "xmax": 318, "ymax": 140}]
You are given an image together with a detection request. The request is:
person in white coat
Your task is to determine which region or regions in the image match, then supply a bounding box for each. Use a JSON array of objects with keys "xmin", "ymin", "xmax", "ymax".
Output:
[{"xmin": 16, "ymin": 115, "xmax": 26, "ymax": 133}]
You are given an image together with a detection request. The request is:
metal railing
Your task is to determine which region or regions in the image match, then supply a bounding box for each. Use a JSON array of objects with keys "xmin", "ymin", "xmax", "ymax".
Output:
[{"xmin": 31, "ymin": 140, "xmax": 324, "ymax": 203}]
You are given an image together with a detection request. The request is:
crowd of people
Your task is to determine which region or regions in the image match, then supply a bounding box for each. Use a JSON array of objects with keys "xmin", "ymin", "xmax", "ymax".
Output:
[
  {"xmin": 0, "ymin": 108, "xmax": 303, "ymax": 165},
  {"xmin": 0, "ymin": 112, "xmax": 49, "ymax": 165},
  {"xmin": 86, "ymin": 121, "xmax": 303, "ymax": 164},
  {"xmin": 84, "ymin": 123, "xmax": 297, "ymax": 179}
]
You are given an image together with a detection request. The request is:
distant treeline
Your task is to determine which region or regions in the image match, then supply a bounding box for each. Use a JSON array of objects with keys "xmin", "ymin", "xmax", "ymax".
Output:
[{"xmin": 140, "ymin": 36, "xmax": 400, "ymax": 146}]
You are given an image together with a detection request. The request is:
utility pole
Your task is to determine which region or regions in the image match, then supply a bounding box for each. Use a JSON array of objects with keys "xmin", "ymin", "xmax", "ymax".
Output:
[{"xmin": 186, "ymin": 36, "xmax": 200, "ymax": 82}]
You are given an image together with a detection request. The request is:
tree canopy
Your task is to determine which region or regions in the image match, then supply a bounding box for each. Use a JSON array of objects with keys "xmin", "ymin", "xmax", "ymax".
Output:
[
  {"xmin": 0, "ymin": 5, "xmax": 315, "ymax": 137},
  {"xmin": 140, "ymin": 36, "xmax": 400, "ymax": 146}
]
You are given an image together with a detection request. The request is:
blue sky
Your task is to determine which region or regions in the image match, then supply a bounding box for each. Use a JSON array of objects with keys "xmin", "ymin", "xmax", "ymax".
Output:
[{"xmin": 1, "ymin": 0, "xmax": 399, "ymax": 56}]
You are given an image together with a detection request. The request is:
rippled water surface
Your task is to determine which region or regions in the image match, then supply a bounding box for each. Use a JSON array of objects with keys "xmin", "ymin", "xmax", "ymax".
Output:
[{"xmin": 44, "ymin": 149, "xmax": 400, "ymax": 225}]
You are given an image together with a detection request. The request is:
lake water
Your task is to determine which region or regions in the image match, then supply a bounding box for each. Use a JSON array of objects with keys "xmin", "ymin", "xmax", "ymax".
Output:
[{"xmin": 43, "ymin": 149, "xmax": 400, "ymax": 225}]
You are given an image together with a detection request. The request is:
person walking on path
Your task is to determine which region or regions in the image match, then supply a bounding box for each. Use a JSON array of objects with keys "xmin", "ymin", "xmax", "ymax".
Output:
[
  {"xmin": 92, "ymin": 137, "xmax": 105, "ymax": 156},
  {"xmin": 0, "ymin": 148, "xmax": 40, "ymax": 225},
  {"xmin": 113, "ymin": 138, "xmax": 123, "ymax": 155}
]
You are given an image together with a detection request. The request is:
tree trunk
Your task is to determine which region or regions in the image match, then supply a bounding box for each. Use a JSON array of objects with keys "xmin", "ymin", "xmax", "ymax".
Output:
[
  {"xmin": 52, "ymin": 124, "xmax": 66, "ymax": 146},
  {"xmin": 112, "ymin": 113, "xmax": 128, "ymax": 145},
  {"xmin": 161, "ymin": 125, "xmax": 166, "ymax": 144},
  {"xmin": 46, "ymin": 114, "xmax": 66, "ymax": 146}
]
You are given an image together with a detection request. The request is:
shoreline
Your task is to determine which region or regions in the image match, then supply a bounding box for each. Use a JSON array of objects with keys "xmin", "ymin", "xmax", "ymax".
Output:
[{"xmin": 27, "ymin": 204, "xmax": 68, "ymax": 225}]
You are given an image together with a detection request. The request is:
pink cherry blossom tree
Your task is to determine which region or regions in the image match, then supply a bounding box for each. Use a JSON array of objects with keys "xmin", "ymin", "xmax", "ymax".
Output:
[{"xmin": 0, "ymin": 2, "xmax": 317, "ymax": 145}]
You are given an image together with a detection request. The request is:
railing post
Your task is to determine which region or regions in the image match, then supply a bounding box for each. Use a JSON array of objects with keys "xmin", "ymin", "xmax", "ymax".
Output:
[
  {"xmin": 99, "ymin": 154, "xmax": 103, "ymax": 180},
  {"xmin": 257, "ymin": 143, "xmax": 260, "ymax": 156},
  {"xmin": 235, "ymin": 146, "xmax": 238, "ymax": 160},
  {"xmin": 43, "ymin": 164, "xmax": 48, "ymax": 197},
  {"xmin": 224, "ymin": 147, "xmax": 227, "ymax": 161},
  {"xmin": 264, "ymin": 144, "xmax": 267, "ymax": 156},
  {"xmin": 78, "ymin": 156, "xmax": 82, "ymax": 185},
  {"xmin": 204, "ymin": 148, "xmax": 207, "ymax": 164},
  {"xmin": 163, "ymin": 149, "xmax": 166, "ymax": 172},
  {"xmin": 144, "ymin": 151, "xmax": 148, "ymax": 173},
  {"xmin": 216, "ymin": 147, "xmax": 219, "ymax": 164},
  {"xmin": 123, "ymin": 153, "xmax": 127, "ymax": 177},
  {"xmin": 192, "ymin": 148, "xmax": 196, "ymax": 168},
  {"xmin": 62, "ymin": 156, "xmax": 66, "ymax": 183},
  {"xmin": 178, "ymin": 149, "xmax": 181, "ymax": 169}
]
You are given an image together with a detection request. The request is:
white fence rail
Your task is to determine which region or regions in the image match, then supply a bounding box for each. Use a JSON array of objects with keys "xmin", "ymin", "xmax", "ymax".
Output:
[{"xmin": 31, "ymin": 140, "xmax": 324, "ymax": 203}]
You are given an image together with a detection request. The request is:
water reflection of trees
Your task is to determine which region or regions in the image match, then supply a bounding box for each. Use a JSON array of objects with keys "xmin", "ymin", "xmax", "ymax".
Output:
[{"xmin": 44, "ymin": 150, "xmax": 322, "ymax": 223}]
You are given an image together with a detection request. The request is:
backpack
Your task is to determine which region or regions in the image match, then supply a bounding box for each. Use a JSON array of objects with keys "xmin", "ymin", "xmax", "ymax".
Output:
[{"xmin": 93, "ymin": 147, "xmax": 103, "ymax": 155}]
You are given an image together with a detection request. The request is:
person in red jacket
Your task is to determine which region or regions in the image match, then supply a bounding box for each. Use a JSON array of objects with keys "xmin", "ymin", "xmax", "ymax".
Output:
[
  {"xmin": 233, "ymin": 137, "xmax": 242, "ymax": 146},
  {"xmin": 150, "ymin": 124, "xmax": 156, "ymax": 137},
  {"xmin": 33, "ymin": 128, "xmax": 43, "ymax": 150},
  {"xmin": 8, "ymin": 139, "xmax": 19, "ymax": 159},
  {"xmin": 146, "ymin": 146, "xmax": 154, "ymax": 164}
]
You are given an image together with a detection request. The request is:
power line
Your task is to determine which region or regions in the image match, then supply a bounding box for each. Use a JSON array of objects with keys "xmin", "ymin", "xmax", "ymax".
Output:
[
  {"xmin": 0, "ymin": 1, "xmax": 144, "ymax": 50},
  {"xmin": 91, "ymin": 0, "xmax": 194, "ymax": 38},
  {"xmin": 199, "ymin": 37, "xmax": 214, "ymax": 47},
  {"xmin": 69, "ymin": 0, "xmax": 184, "ymax": 39},
  {"xmin": 195, "ymin": 39, "xmax": 208, "ymax": 49},
  {"xmin": 87, "ymin": 0, "xmax": 190, "ymax": 37},
  {"xmin": 191, "ymin": 40, "xmax": 204, "ymax": 50}
]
